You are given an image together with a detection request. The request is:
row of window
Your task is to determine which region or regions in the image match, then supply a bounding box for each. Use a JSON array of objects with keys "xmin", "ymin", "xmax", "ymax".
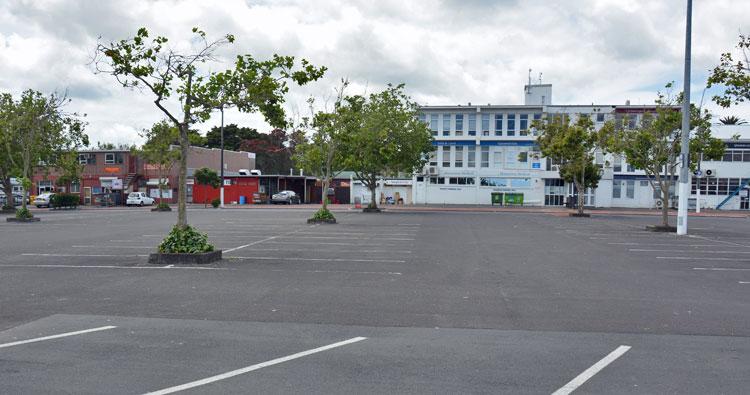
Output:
[
  {"xmin": 691, "ymin": 177, "xmax": 750, "ymax": 195},
  {"xmin": 425, "ymin": 176, "xmax": 531, "ymax": 187},
  {"xmin": 721, "ymin": 149, "xmax": 750, "ymax": 162},
  {"xmin": 422, "ymin": 113, "xmax": 542, "ymax": 137},
  {"xmin": 78, "ymin": 153, "xmax": 125, "ymax": 165},
  {"xmin": 431, "ymin": 146, "xmax": 536, "ymax": 169}
]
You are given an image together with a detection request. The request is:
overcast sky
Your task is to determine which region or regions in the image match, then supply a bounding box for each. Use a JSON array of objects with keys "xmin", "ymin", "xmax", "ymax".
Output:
[{"xmin": 1, "ymin": 0, "xmax": 748, "ymax": 146}]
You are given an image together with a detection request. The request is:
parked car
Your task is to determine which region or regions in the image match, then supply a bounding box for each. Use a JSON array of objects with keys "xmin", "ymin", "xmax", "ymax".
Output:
[
  {"xmin": 271, "ymin": 190, "xmax": 301, "ymax": 204},
  {"xmin": 126, "ymin": 192, "xmax": 155, "ymax": 206},
  {"xmin": 0, "ymin": 192, "xmax": 24, "ymax": 206},
  {"xmin": 34, "ymin": 193, "xmax": 55, "ymax": 208}
]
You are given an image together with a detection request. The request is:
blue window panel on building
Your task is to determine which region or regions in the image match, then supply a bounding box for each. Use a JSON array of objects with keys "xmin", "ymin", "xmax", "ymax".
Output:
[
  {"xmin": 507, "ymin": 114, "xmax": 516, "ymax": 136},
  {"xmin": 468, "ymin": 113, "xmax": 477, "ymax": 136},
  {"xmin": 495, "ymin": 114, "xmax": 503, "ymax": 136},
  {"xmin": 511, "ymin": 178, "xmax": 532, "ymax": 188},
  {"xmin": 455, "ymin": 114, "xmax": 464, "ymax": 134},
  {"xmin": 430, "ymin": 114, "xmax": 439, "ymax": 136},
  {"xmin": 442, "ymin": 114, "xmax": 451, "ymax": 136}
]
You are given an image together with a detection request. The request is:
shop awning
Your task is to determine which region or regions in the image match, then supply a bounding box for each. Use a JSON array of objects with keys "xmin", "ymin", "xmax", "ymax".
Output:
[{"xmin": 147, "ymin": 178, "xmax": 170, "ymax": 186}]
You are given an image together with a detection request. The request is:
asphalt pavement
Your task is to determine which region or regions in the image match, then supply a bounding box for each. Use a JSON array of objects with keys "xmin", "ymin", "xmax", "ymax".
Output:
[{"xmin": 0, "ymin": 207, "xmax": 748, "ymax": 394}]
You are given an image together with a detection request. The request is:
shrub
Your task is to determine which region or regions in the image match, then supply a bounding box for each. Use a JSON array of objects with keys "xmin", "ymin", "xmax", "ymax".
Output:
[
  {"xmin": 211, "ymin": 198, "xmax": 220, "ymax": 208},
  {"xmin": 158, "ymin": 225, "xmax": 214, "ymax": 254},
  {"xmin": 156, "ymin": 201, "xmax": 170, "ymax": 210},
  {"xmin": 15, "ymin": 207, "xmax": 33, "ymax": 219},
  {"xmin": 311, "ymin": 207, "xmax": 335, "ymax": 221},
  {"xmin": 2, "ymin": 204, "xmax": 13, "ymax": 211},
  {"xmin": 50, "ymin": 193, "xmax": 79, "ymax": 208}
]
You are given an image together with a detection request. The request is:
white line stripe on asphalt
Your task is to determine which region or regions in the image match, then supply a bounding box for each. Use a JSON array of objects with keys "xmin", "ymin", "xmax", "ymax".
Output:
[
  {"xmin": 22, "ymin": 253, "xmax": 148, "ymax": 258},
  {"xmin": 657, "ymin": 256, "xmax": 750, "ymax": 261},
  {"xmin": 227, "ymin": 256, "xmax": 407, "ymax": 263},
  {"xmin": 630, "ymin": 249, "xmax": 750, "ymax": 254},
  {"xmin": 267, "ymin": 269, "xmax": 402, "ymax": 276},
  {"xmin": 143, "ymin": 336, "xmax": 367, "ymax": 395},
  {"xmin": 0, "ymin": 264, "xmax": 228, "ymax": 271},
  {"xmin": 224, "ymin": 228, "xmax": 310, "ymax": 253},
  {"xmin": 277, "ymin": 236, "xmax": 415, "ymax": 241},
  {"xmin": 693, "ymin": 267, "xmax": 750, "ymax": 271},
  {"xmin": 609, "ymin": 242, "xmax": 744, "ymax": 248},
  {"xmin": 739, "ymin": 281, "xmax": 750, "ymax": 284},
  {"xmin": 73, "ymin": 245, "xmax": 152, "ymax": 249},
  {"xmin": 0, "ymin": 326, "xmax": 116, "ymax": 349},
  {"xmin": 551, "ymin": 345, "xmax": 631, "ymax": 395}
]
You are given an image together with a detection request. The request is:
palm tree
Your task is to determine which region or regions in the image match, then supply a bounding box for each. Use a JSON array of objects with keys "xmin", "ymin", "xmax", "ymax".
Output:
[{"xmin": 719, "ymin": 115, "xmax": 748, "ymax": 125}]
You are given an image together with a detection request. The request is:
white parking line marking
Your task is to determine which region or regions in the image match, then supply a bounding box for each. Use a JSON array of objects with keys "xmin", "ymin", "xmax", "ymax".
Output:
[
  {"xmin": 277, "ymin": 235, "xmax": 415, "ymax": 241},
  {"xmin": 610, "ymin": 242, "xmax": 744, "ymax": 248},
  {"xmin": 144, "ymin": 337, "xmax": 367, "ymax": 395},
  {"xmin": 693, "ymin": 267, "xmax": 750, "ymax": 271},
  {"xmin": 552, "ymin": 345, "xmax": 631, "ymax": 395},
  {"xmin": 224, "ymin": 228, "xmax": 309, "ymax": 253},
  {"xmin": 22, "ymin": 253, "xmax": 148, "ymax": 258},
  {"xmin": 631, "ymin": 249, "xmax": 750, "ymax": 254},
  {"xmin": 0, "ymin": 326, "xmax": 116, "ymax": 349},
  {"xmin": 0, "ymin": 264, "xmax": 228, "ymax": 271},
  {"xmin": 657, "ymin": 256, "xmax": 750, "ymax": 261},
  {"xmin": 268, "ymin": 269, "xmax": 402, "ymax": 276},
  {"xmin": 688, "ymin": 234, "xmax": 750, "ymax": 248},
  {"xmin": 73, "ymin": 245, "xmax": 152, "ymax": 249},
  {"xmin": 739, "ymin": 281, "xmax": 750, "ymax": 284},
  {"xmin": 228, "ymin": 256, "xmax": 407, "ymax": 263}
]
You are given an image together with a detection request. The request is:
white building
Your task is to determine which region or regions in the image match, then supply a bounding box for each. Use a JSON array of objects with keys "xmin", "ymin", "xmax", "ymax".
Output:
[{"xmin": 414, "ymin": 83, "xmax": 750, "ymax": 210}]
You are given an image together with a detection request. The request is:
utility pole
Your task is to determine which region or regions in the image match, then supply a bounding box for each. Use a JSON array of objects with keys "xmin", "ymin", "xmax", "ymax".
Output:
[
  {"xmin": 677, "ymin": 0, "xmax": 692, "ymax": 235},
  {"xmin": 219, "ymin": 104, "xmax": 225, "ymax": 208}
]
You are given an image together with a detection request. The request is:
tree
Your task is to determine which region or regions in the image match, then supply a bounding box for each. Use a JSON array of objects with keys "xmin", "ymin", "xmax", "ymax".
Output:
[
  {"xmin": 193, "ymin": 167, "xmax": 221, "ymax": 207},
  {"xmin": 718, "ymin": 115, "xmax": 747, "ymax": 125},
  {"xmin": 0, "ymin": 93, "xmax": 19, "ymax": 209},
  {"xmin": 708, "ymin": 34, "xmax": 750, "ymax": 108},
  {"xmin": 54, "ymin": 151, "xmax": 85, "ymax": 189},
  {"xmin": 603, "ymin": 84, "xmax": 724, "ymax": 228},
  {"xmin": 535, "ymin": 114, "xmax": 605, "ymax": 216},
  {"xmin": 296, "ymin": 81, "xmax": 354, "ymax": 212},
  {"xmin": 341, "ymin": 84, "xmax": 433, "ymax": 210},
  {"xmin": 94, "ymin": 27, "xmax": 325, "ymax": 236},
  {"xmin": 239, "ymin": 128, "xmax": 295, "ymax": 174},
  {"xmin": 2, "ymin": 90, "xmax": 87, "ymax": 214},
  {"xmin": 205, "ymin": 124, "xmax": 260, "ymax": 151},
  {"xmin": 135, "ymin": 120, "xmax": 179, "ymax": 204}
]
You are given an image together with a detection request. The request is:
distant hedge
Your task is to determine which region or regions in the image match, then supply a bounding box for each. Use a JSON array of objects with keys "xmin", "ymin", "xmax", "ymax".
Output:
[{"xmin": 51, "ymin": 193, "xmax": 79, "ymax": 208}]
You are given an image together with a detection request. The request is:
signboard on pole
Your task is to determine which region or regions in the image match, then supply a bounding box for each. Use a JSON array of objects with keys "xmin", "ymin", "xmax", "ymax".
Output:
[{"xmin": 111, "ymin": 179, "xmax": 123, "ymax": 190}]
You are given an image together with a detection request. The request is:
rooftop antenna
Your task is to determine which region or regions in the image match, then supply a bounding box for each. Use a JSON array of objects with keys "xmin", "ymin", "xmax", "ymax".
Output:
[
  {"xmin": 526, "ymin": 69, "xmax": 532, "ymax": 93},
  {"xmin": 538, "ymin": 72, "xmax": 543, "ymax": 84}
]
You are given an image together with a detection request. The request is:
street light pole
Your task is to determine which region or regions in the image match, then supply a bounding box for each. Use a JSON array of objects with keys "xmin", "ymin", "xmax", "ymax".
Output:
[
  {"xmin": 677, "ymin": 0, "xmax": 692, "ymax": 235},
  {"xmin": 219, "ymin": 104, "xmax": 225, "ymax": 208}
]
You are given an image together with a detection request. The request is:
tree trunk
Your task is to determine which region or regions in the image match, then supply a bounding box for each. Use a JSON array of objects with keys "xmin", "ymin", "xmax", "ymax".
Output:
[
  {"xmin": 177, "ymin": 123, "xmax": 189, "ymax": 228},
  {"xmin": 368, "ymin": 176, "xmax": 378, "ymax": 209},
  {"xmin": 575, "ymin": 180, "xmax": 585, "ymax": 215},
  {"xmin": 2, "ymin": 177, "xmax": 13, "ymax": 208},
  {"xmin": 321, "ymin": 178, "xmax": 329, "ymax": 210}
]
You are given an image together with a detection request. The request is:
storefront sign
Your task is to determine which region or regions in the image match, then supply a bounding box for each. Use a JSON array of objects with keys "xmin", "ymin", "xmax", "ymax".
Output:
[
  {"xmin": 104, "ymin": 167, "xmax": 121, "ymax": 173},
  {"xmin": 111, "ymin": 179, "xmax": 123, "ymax": 190},
  {"xmin": 385, "ymin": 179, "xmax": 412, "ymax": 186}
]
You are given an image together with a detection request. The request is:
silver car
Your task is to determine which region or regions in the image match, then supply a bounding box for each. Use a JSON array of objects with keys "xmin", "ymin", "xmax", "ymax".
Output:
[
  {"xmin": 271, "ymin": 190, "xmax": 301, "ymax": 204},
  {"xmin": 34, "ymin": 193, "xmax": 55, "ymax": 208}
]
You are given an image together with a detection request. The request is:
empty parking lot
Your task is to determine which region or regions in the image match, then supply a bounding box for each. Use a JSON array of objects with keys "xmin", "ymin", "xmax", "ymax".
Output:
[{"xmin": 1, "ymin": 207, "xmax": 748, "ymax": 393}]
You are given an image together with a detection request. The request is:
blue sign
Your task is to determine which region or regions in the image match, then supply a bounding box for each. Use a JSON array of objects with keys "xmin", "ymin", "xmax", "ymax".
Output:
[
  {"xmin": 479, "ymin": 140, "xmax": 537, "ymax": 147},
  {"xmin": 432, "ymin": 140, "xmax": 476, "ymax": 146},
  {"xmin": 532, "ymin": 162, "xmax": 541, "ymax": 169}
]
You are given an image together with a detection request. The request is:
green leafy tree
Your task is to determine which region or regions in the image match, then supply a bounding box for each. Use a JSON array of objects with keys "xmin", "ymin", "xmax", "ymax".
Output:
[
  {"xmin": 205, "ymin": 124, "xmax": 260, "ymax": 151},
  {"xmin": 535, "ymin": 114, "xmax": 605, "ymax": 216},
  {"xmin": 2, "ymin": 90, "xmax": 87, "ymax": 213},
  {"xmin": 708, "ymin": 34, "xmax": 750, "ymax": 108},
  {"xmin": 341, "ymin": 84, "xmax": 433, "ymax": 210},
  {"xmin": 603, "ymin": 84, "xmax": 723, "ymax": 227},
  {"xmin": 0, "ymin": 93, "xmax": 19, "ymax": 209},
  {"xmin": 135, "ymin": 120, "xmax": 180, "ymax": 204},
  {"xmin": 94, "ymin": 27, "xmax": 325, "ymax": 235},
  {"xmin": 718, "ymin": 115, "xmax": 747, "ymax": 125},
  {"xmin": 296, "ymin": 81, "xmax": 354, "ymax": 212},
  {"xmin": 54, "ymin": 151, "xmax": 85, "ymax": 189},
  {"xmin": 194, "ymin": 167, "xmax": 221, "ymax": 207}
]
